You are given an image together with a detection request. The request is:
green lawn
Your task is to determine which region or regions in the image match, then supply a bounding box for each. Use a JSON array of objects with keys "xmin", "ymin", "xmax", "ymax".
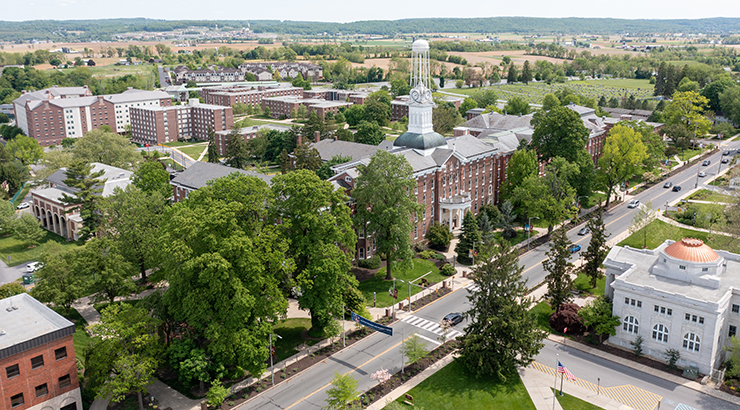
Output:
[
  {"xmin": 687, "ymin": 189, "xmax": 737, "ymax": 203},
  {"xmin": 529, "ymin": 301, "xmax": 554, "ymax": 334},
  {"xmin": 573, "ymin": 272, "xmax": 605, "ymax": 296},
  {"xmin": 385, "ymin": 359, "xmax": 535, "ymax": 410},
  {"xmin": 568, "ymin": 78, "xmax": 653, "ymax": 90},
  {"xmin": 617, "ymin": 219, "xmax": 713, "ymax": 250},
  {"xmin": 178, "ymin": 145, "xmax": 208, "ymax": 159},
  {"xmin": 159, "ymin": 158, "xmax": 184, "ymax": 171},
  {"xmin": 357, "ymin": 259, "xmax": 443, "ymax": 308},
  {"xmin": 553, "ymin": 389, "xmax": 604, "ymax": 410},
  {"xmin": 163, "ymin": 141, "xmax": 199, "ymax": 147},
  {"xmin": 272, "ymin": 318, "xmax": 321, "ymax": 362},
  {"xmin": 679, "ymin": 149, "xmax": 702, "ymax": 161},
  {"xmin": 492, "ymin": 229, "xmax": 529, "ymax": 246},
  {"xmin": 583, "ymin": 192, "xmax": 608, "ymax": 209},
  {"xmin": 50, "ymin": 307, "xmax": 94, "ymax": 364},
  {"xmin": 235, "ymin": 117, "xmax": 297, "ymax": 128},
  {"xmin": 12, "ymin": 184, "xmax": 31, "ymax": 207},
  {"xmin": 0, "ymin": 230, "xmax": 81, "ymax": 267}
]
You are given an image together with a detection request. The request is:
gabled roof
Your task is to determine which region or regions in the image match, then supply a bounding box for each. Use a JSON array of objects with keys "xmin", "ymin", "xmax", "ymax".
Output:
[
  {"xmin": 44, "ymin": 162, "xmax": 132, "ymax": 198},
  {"xmin": 312, "ymin": 139, "xmax": 381, "ymax": 162},
  {"xmin": 170, "ymin": 161, "xmax": 273, "ymax": 190}
]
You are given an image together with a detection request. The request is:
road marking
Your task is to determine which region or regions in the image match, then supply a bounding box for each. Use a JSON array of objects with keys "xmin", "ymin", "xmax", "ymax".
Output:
[
  {"xmin": 674, "ymin": 404, "xmax": 699, "ymax": 410},
  {"xmin": 414, "ymin": 333, "xmax": 441, "ymax": 346},
  {"xmin": 530, "ymin": 361, "xmax": 662, "ymax": 410},
  {"xmin": 401, "ymin": 315, "xmax": 462, "ymax": 339}
]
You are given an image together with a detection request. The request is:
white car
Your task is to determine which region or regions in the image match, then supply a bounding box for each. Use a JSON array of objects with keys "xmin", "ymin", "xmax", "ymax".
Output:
[
  {"xmin": 26, "ymin": 262, "xmax": 42, "ymax": 273},
  {"xmin": 628, "ymin": 199, "xmax": 640, "ymax": 209},
  {"xmin": 16, "ymin": 202, "xmax": 29, "ymax": 210},
  {"xmin": 698, "ymin": 171, "xmax": 706, "ymax": 177}
]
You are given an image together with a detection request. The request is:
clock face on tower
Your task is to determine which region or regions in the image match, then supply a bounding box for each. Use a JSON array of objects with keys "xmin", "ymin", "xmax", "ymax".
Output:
[
  {"xmin": 411, "ymin": 85, "xmax": 431, "ymax": 104},
  {"xmin": 410, "ymin": 89, "xmax": 421, "ymax": 103}
]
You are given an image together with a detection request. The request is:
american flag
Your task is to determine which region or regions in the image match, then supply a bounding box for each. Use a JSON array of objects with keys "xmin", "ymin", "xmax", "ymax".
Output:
[{"xmin": 557, "ymin": 361, "xmax": 576, "ymax": 381}]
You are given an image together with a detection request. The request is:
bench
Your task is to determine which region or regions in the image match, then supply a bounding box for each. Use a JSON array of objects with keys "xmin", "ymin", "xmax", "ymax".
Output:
[{"xmin": 404, "ymin": 393, "xmax": 414, "ymax": 406}]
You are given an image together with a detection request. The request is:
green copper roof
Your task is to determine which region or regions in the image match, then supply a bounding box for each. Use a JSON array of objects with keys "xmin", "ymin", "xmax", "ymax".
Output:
[{"xmin": 393, "ymin": 131, "xmax": 446, "ymax": 150}]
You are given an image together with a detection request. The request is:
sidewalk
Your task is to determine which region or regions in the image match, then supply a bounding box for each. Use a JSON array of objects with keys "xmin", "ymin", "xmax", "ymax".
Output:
[{"xmin": 519, "ymin": 366, "xmax": 628, "ymax": 410}]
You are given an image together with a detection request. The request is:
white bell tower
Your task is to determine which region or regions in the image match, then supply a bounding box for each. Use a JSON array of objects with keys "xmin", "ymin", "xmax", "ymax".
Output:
[{"xmin": 407, "ymin": 39, "xmax": 434, "ymax": 135}]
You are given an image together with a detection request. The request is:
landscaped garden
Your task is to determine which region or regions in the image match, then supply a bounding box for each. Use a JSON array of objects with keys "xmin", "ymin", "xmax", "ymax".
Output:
[
  {"xmin": 0, "ymin": 230, "xmax": 81, "ymax": 267},
  {"xmin": 687, "ymin": 189, "xmax": 737, "ymax": 203},
  {"xmin": 357, "ymin": 258, "xmax": 445, "ymax": 308},
  {"xmin": 272, "ymin": 318, "xmax": 321, "ymax": 362}
]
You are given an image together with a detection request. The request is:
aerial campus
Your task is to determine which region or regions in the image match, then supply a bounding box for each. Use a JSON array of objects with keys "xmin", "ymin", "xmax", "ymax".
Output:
[{"xmin": 2, "ymin": 6, "xmax": 740, "ymax": 410}]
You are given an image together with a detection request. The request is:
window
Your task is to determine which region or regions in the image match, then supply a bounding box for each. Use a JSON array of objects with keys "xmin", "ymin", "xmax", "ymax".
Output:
[
  {"xmin": 683, "ymin": 333, "xmax": 700, "ymax": 352},
  {"xmin": 626, "ymin": 297, "xmax": 630, "ymax": 305},
  {"xmin": 733, "ymin": 304, "xmax": 740, "ymax": 314},
  {"xmin": 702, "ymin": 267, "xmax": 708, "ymax": 272},
  {"xmin": 31, "ymin": 355, "xmax": 44, "ymax": 369},
  {"xmin": 679, "ymin": 265, "xmax": 686, "ymax": 270},
  {"xmin": 623, "ymin": 316, "xmax": 639, "ymax": 334},
  {"xmin": 6, "ymin": 364, "xmax": 20, "ymax": 378},
  {"xmin": 55, "ymin": 346, "xmax": 68, "ymax": 361},
  {"xmin": 637, "ymin": 301, "xmax": 642, "ymax": 308},
  {"xmin": 652, "ymin": 324, "xmax": 669, "ymax": 343},
  {"xmin": 10, "ymin": 393, "xmax": 24, "ymax": 408},
  {"xmin": 730, "ymin": 325, "xmax": 737, "ymax": 338},
  {"xmin": 654, "ymin": 305, "xmax": 660, "ymax": 313},
  {"xmin": 59, "ymin": 374, "xmax": 71, "ymax": 388},
  {"xmin": 631, "ymin": 299, "xmax": 636, "ymax": 306},
  {"xmin": 36, "ymin": 383, "xmax": 48, "ymax": 398},
  {"xmin": 699, "ymin": 317, "xmax": 704, "ymax": 325}
]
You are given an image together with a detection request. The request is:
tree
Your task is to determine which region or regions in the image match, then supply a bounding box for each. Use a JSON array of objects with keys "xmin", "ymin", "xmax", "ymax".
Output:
[
  {"xmin": 531, "ymin": 106, "xmax": 589, "ymax": 163},
  {"xmin": 225, "ymin": 129, "xmax": 249, "ymax": 169},
  {"xmin": 432, "ymin": 100, "xmax": 462, "ymax": 134},
  {"xmin": 628, "ymin": 199, "xmax": 656, "ymax": 249},
  {"xmin": 597, "ymin": 125, "xmax": 648, "ymax": 206},
  {"xmin": 401, "ymin": 333, "xmax": 429, "ymax": 365},
  {"xmin": 83, "ymin": 238, "xmax": 138, "ymax": 304},
  {"xmin": 619, "ymin": 120, "xmax": 665, "ymax": 171},
  {"xmin": 73, "ymin": 128, "xmax": 140, "ymax": 169},
  {"xmin": 88, "ymin": 304, "xmax": 161, "ymax": 410},
  {"xmin": 583, "ymin": 205, "xmax": 610, "ymax": 288},
  {"xmin": 270, "ymin": 170, "xmax": 358, "ymax": 336},
  {"xmin": 293, "ymin": 142, "xmax": 322, "ymax": 172},
  {"xmin": 725, "ymin": 336, "xmax": 740, "ymax": 379},
  {"xmin": 13, "ymin": 212, "xmax": 45, "ymax": 247},
  {"xmin": 352, "ymin": 150, "xmax": 421, "ymax": 280},
  {"xmin": 502, "ymin": 147, "xmax": 538, "ymax": 199},
  {"xmin": 663, "ymin": 123, "xmax": 693, "ymax": 151},
  {"xmin": 364, "ymin": 90, "xmax": 391, "ymax": 126},
  {"xmin": 101, "ymin": 186, "xmax": 166, "ymax": 281},
  {"xmin": 426, "ymin": 222, "xmax": 453, "ymax": 250},
  {"xmin": 159, "ymin": 174, "xmax": 291, "ymax": 378},
  {"xmin": 507, "ymin": 65, "xmax": 518, "ymax": 84},
  {"xmin": 206, "ymin": 381, "xmax": 229, "ymax": 408},
  {"xmin": 355, "ymin": 120, "xmax": 385, "ymax": 146},
  {"xmin": 455, "ymin": 211, "xmax": 481, "ymax": 265},
  {"xmin": 325, "ymin": 372, "xmax": 360, "ymax": 410},
  {"xmin": 132, "ymin": 160, "xmax": 171, "ymax": 198},
  {"xmin": 542, "ymin": 93, "xmax": 560, "ymax": 111},
  {"xmin": 495, "ymin": 200, "xmax": 517, "ymax": 239},
  {"xmin": 663, "ymin": 91, "xmax": 711, "ymax": 137},
  {"xmin": 31, "ymin": 244, "xmax": 88, "ymax": 315},
  {"xmin": 458, "ymin": 241, "xmax": 546, "ymax": 381},
  {"xmin": 206, "ymin": 128, "xmax": 219, "ymax": 163},
  {"xmin": 521, "ymin": 60, "xmax": 533, "ymax": 84},
  {"xmin": 542, "ymin": 227, "xmax": 574, "ymax": 312},
  {"xmin": 0, "ymin": 282, "xmax": 25, "ymax": 299},
  {"xmin": 503, "ymin": 97, "xmax": 530, "ymax": 116},
  {"xmin": 6, "ymin": 135, "xmax": 43, "ymax": 165},
  {"xmin": 317, "ymin": 154, "xmax": 352, "ymax": 180},
  {"xmin": 279, "ymin": 148, "xmax": 291, "ymax": 174},
  {"xmin": 469, "ymin": 89, "xmax": 498, "ymax": 108},
  {"xmin": 511, "ymin": 158, "xmax": 577, "ymax": 234},
  {"xmin": 720, "ymin": 86, "xmax": 740, "ymax": 126},
  {"xmin": 701, "ymin": 74, "xmax": 735, "ymax": 112},
  {"xmin": 0, "ymin": 199, "xmax": 16, "ymax": 234},
  {"xmin": 577, "ymin": 296, "xmax": 620, "ymax": 343},
  {"xmin": 459, "ymin": 97, "xmax": 478, "ymax": 117},
  {"xmin": 60, "ymin": 161, "xmax": 105, "ymax": 241},
  {"xmin": 477, "ymin": 212, "xmax": 493, "ymax": 242}
]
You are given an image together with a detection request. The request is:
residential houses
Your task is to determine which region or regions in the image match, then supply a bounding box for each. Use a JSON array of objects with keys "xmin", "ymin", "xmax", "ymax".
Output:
[{"xmin": 172, "ymin": 63, "xmax": 323, "ymax": 85}]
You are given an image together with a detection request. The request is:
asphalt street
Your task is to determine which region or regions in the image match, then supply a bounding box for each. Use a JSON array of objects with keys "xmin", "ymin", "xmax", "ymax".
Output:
[{"xmin": 0, "ymin": 189, "xmax": 36, "ymax": 286}]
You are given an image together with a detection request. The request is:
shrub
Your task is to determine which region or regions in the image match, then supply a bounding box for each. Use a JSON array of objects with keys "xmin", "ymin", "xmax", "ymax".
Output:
[
  {"xmin": 630, "ymin": 335, "xmax": 644, "ymax": 358},
  {"xmin": 206, "ymin": 381, "xmax": 229, "ymax": 408},
  {"xmin": 417, "ymin": 250, "xmax": 435, "ymax": 259},
  {"xmin": 358, "ymin": 255, "xmax": 381, "ymax": 269},
  {"xmin": 549, "ymin": 303, "xmax": 586, "ymax": 335},
  {"xmin": 427, "ymin": 222, "xmax": 453, "ymax": 250},
  {"xmin": 665, "ymin": 348, "xmax": 681, "ymax": 370},
  {"xmin": 441, "ymin": 264, "xmax": 456, "ymax": 276}
]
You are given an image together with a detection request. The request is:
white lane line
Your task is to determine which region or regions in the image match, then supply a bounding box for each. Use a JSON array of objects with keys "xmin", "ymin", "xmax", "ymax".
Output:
[{"xmin": 414, "ymin": 333, "xmax": 441, "ymax": 346}]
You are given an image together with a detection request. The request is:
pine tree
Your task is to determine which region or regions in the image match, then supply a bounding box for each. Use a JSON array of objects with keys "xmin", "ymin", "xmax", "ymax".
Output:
[
  {"xmin": 507, "ymin": 65, "xmax": 518, "ymax": 84},
  {"xmin": 455, "ymin": 211, "xmax": 481, "ymax": 265},
  {"xmin": 477, "ymin": 212, "xmax": 493, "ymax": 242},
  {"xmin": 278, "ymin": 149, "xmax": 291, "ymax": 174},
  {"xmin": 459, "ymin": 241, "xmax": 547, "ymax": 381},
  {"xmin": 225, "ymin": 128, "xmax": 249, "ymax": 169},
  {"xmin": 542, "ymin": 227, "xmax": 574, "ymax": 311},
  {"xmin": 521, "ymin": 60, "xmax": 532, "ymax": 84},
  {"xmin": 583, "ymin": 205, "xmax": 610, "ymax": 288},
  {"xmin": 206, "ymin": 128, "xmax": 219, "ymax": 163},
  {"xmin": 60, "ymin": 161, "xmax": 105, "ymax": 241}
]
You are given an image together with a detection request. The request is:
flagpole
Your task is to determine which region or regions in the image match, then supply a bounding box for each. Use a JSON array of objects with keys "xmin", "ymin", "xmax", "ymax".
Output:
[
  {"xmin": 552, "ymin": 354, "xmax": 558, "ymax": 410},
  {"xmin": 560, "ymin": 371, "xmax": 564, "ymax": 396}
]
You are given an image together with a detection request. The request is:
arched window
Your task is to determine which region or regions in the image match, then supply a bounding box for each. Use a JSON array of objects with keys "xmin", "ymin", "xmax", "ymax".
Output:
[
  {"xmin": 683, "ymin": 333, "xmax": 700, "ymax": 352},
  {"xmin": 623, "ymin": 316, "xmax": 639, "ymax": 334},
  {"xmin": 652, "ymin": 324, "xmax": 669, "ymax": 343}
]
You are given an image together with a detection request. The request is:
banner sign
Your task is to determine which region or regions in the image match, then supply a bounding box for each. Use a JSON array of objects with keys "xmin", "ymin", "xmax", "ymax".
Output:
[{"xmin": 351, "ymin": 311, "xmax": 393, "ymax": 336}]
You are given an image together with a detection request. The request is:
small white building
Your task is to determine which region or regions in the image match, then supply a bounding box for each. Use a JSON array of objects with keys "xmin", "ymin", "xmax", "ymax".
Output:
[{"xmin": 605, "ymin": 238, "xmax": 740, "ymax": 376}]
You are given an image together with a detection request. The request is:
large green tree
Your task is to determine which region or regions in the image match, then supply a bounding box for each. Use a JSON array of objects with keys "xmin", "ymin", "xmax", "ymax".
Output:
[
  {"xmin": 13, "ymin": 213, "xmax": 45, "ymax": 247},
  {"xmin": 159, "ymin": 173, "xmax": 291, "ymax": 378},
  {"xmin": 225, "ymin": 128, "xmax": 250, "ymax": 169},
  {"xmin": 502, "ymin": 148, "xmax": 538, "ymax": 199},
  {"xmin": 206, "ymin": 128, "xmax": 220, "ymax": 163},
  {"xmin": 72, "ymin": 128, "xmax": 140, "ymax": 169},
  {"xmin": 503, "ymin": 97, "xmax": 530, "ymax": 116},
  {"xmin": 31, "ymin": 243, "xmax": 89, "ymax": 315},
  {"xmin": 720, "ymin": 86, "xmax": 740, "ymax": 126},
  {"xmin": 293, "ymin": 141, "xmax": 322, "ymax": 172},
  {"xmin": 271, "ymin": 170, "xmax": 358, "ymax": 336},
  {"xmin": 511, "ymin": 157, "xmax": 577, "ymax": 233},
  {"xmin": 459, "ymin": 241, "xmax": 546, "ymax": 381},
  {"xmin": 582, "ymin": 205, "xmax": 610, "ymax": 288},
  {"xmin": 6, "ymin": 134, "xmax": 44, "ymax": 165},
  {"xmin": 663, "ymin": 91, "xmax": 711, "ymax": 137},
  {"xmin": 702, "ymin": 74, "xmax": 736, "ymax": 112},
  {"xmin": 597, "ymin": 125, "xmax": 648, "ymax": 206},
  {"xmin": 317, "ymin": 154, "xmax": 352, "ymax": 180},
  {"xmin": 355, "ymin": 120, "xmax": 385, "ymax": 146},
  {"xmin": 82, "ymin": 238, "xmax": 138, "ymax": 304},
  {"xmin": 577, "ymin": 296, "xmax": 620, "ymax": 343},
  {"xmin": 542, "ymin": 227, "xmax": 574, "ymax": 311},
  {"xmin": 0, "ymin": 199, "xmax": 16, "ymax": 235},
  {"xmin": 433, "ymin": 100, "xmax": 463, "ymax": 134},
  {"xmin": 60, "ymin": 160, "xmax": 105, "ymax": 241},
  {"xmin": 132, "ymin": 160, "xmax": 171, "ymax": 198},
  {"xmin": 455, "ymin": 211, "xmax": 481, "ymax": 265},
  {"xmin": 352, "ymin": 150, "xmax": 421, "ymax": 280},
  {"xmin": 363, "ymin": 90, "xmax": 391, "ymax": 126}
]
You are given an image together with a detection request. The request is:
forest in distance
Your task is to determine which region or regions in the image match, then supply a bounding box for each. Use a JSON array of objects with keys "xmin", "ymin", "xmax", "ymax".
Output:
[{"xmin": 1, "ymin": 16, "xmax": 740, "ymax": 42}]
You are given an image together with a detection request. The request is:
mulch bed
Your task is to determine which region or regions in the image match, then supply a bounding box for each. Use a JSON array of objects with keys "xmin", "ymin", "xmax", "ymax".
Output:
[
  {"xmin": 352, "ymin": 260, "xmax": 387, "ymax": 282},
  {"xmin": 357, "ymin": 340, "xmax": 459, "ymax": 407},
  {"xmin": 720, "ymin": 380, "xmax": 740, "ymax": 397}
]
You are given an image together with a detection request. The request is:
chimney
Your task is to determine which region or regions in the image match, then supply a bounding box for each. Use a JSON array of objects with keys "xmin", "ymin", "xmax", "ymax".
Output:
[{"xmin": 314, "ymin": 131, "xmax": 320, "ymax": 143}]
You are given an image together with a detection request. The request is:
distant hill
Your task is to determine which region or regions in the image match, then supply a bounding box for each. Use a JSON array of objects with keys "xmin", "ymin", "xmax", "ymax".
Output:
[{"xmin": 1, "ymin": 17, "xmax": 739, "ymax": 42}]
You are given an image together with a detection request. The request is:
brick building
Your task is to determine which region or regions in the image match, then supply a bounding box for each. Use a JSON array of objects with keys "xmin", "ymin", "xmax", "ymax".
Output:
[
  {"xmin": 238, "ymin": 62, "xmax": 323, "ymax": 81},
  {"xmin": 130, "ymin": 99, "xmax": 233, "ymax": 145},
  {"xmin": 169, "ymin": 161, "xmax": 273, "ymax": 202},
  {"xmin": 201, "ymin": 85, "xmax": 303, "ymax": 108},
  {"xmin": 213, "ymin": 124, "xmax": 291, "ymax": 156},
  {"xmin": 0, "ymin": 293, "xmax": 81, "ymax": 410},
  {"xmin": 261, "ymin": 96, "xmax": 352, "ymax": 120},
  {"xmin": 13, "ymin": 87, "xmax": 171, "ymax": 146},
  {"xmin": 172, "ymin": 65, "xmax": 246, "ymax": 84}
]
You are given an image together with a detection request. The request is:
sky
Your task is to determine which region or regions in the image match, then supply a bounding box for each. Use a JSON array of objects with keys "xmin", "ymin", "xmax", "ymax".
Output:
[{"xmin": 13, "ymin": 0, "xmax": 740, "ymax": 22}]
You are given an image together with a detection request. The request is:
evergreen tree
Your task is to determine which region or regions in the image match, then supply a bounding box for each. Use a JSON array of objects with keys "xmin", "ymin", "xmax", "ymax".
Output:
[
  {"xmin": 521, "ymin": 60, "xmax": 533, "ymax": 84},
  {"xmin": 278, "ymin": 149, "xmax": 291, "ymax": 174},
  {"xmin": 507, "ymin": 65, "xmax": 518, "ymax": 84},
  {"xmin": 60, "ymin": 160, "xmax": 105, "ymax": 241},
  {"xmin": 598, "ymin": 95, "xmax": 607, "ymax": 107},
  {"xmin": 542, "ymin": 227, "xmax": 574, "ymax": 311},
  {"xmin": 293, "ymin": 142, "xmax": 321, "ymax": 172},
  {"xmin": 206, "ymin": 128, "xmax": 219, "ymax": 163},
  {"xmin": 225, "ymin": 128, "xmax": 249, "ymax": 169},
  {"xmin": 459, "ymin": 241, "xmax": 546, "ymax": 381},
  {"xmin": 583, "ymin": 205, "xmax": 610, "ymax": 288},
  {"xmin": 438, "ymin": 76, "xmax": 445, "ymax": 88},
  {"xmin": 477, "ymin": 212, "xmax": 493, "ymax": 242},
  {"xmin": 455, "ymin": 211, "xmax": 481, "ymax": 265}
]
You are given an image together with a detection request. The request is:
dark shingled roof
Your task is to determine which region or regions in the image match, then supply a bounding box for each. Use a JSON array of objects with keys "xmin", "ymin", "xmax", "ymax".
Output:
[{"xmin": 170, "ymin": 161, "xmax": 273, "ymax": 190}]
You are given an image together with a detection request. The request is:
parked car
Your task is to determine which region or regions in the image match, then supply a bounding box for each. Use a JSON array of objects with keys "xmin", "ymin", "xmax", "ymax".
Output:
[
  {"xmin": 722, "ymin": 158, "xmax": 729, "ymax": 164},
  {"xmin": 16, "ymin": 202, "xmax": 29, "ymax": 210},
  {"xmin": 702, "ymin": 160, "xmax": 711, "ymax": 166},
  {"xmin": 663, "ymin": 182, "xmax": 673, "ymax": 189},
  {"xmin": 568, "ymin": 244, "xmax": 582, "ymax": 253},
  {"xmin": 699, "ymin": 171, "xmax": 706, "ymax": 177},
  {"xmin": 723, "ymin": 151, "xmax": 731, "ymax": 156},
  {"xmin": 26, "ymin": 262, "xmax": 42, "ymax": 273},
  {"xmin": 443, "ymin": 313, "xmax": 463, "ymax": 326},
  {"xmin": 628, "ymin": 199, "xmax": 640, "ymax": 208},
  {"xmin": 577, "ymin": 227, "xmax": 590, "ymax": 236},
  {"xmin": 673, "ymin": 185, "xmax": 682, "ymax": 192}
]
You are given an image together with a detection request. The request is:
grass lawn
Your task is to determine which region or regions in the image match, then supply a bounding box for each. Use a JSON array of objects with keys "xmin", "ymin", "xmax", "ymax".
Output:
[
  {"xmin": 617, "ymin": 219, "xmax": 712, "ymax": 250},
  {"xmin": 178, "ymin": 145, "xmax": 207, "ymax": 159},
  {"xmin": 0, "ymin": 230, "xmax": 81, "ymax": 267},
  {"xmin": 529, "ymin": 301, "xmax": 554, "ymax": 334},
  {"xmin": 688, "ymin": 189, "xmax": 737, "ymax": 203},
  {"xmin": 12, "ymin": 184, "xmax": 31, "ymax": 206},
  {"xmin": 568, "ymin": 78, "xmax": 653, "ymax": 90},
  {"xmin": 358, "ymin": 259, "xmax": 443, "ymax": 308},
  {"xmin": 235, "ymin": 117, "xmax": 297, "ymax": 128},
  {"xmin": 573, "ymin": 272, "xmax": 605, "ymax": 296},
  {"xmin": 553, "ymin": 389, "xmax": 604, "ymax": 410},
  {"xmin": 163, "ymin": 141, "xmax": 199, "ymax": 147},
  {"xmin": 159, "ymin": 158, "xmax": 184, "ymax": 171},
  {"xmin": 492, "ymin": 229, "xmax": 529, "ymax": 246},
  {"xmin": 583, "ymin": 192, "xmax": 607, "ymax": 209},
  {"xmin": 385, "ymin": 359, "xmax": 535, "ymax": 410},
  {"xmin": 679, "ymin": 149, "xmax": 702, "ymax": 161},
  {"xmin": 272, "ymin": 318, "xmax": 321, "ymax": 362}
]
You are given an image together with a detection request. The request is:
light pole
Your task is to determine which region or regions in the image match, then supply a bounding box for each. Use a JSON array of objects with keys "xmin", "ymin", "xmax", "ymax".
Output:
[
  {"xmin": 269, "ymin": 333, "xmax": 282, "ymax": 386},
  {"xmin": 527, "ymin": 216, "xmax": 540, "ymax": 251}
]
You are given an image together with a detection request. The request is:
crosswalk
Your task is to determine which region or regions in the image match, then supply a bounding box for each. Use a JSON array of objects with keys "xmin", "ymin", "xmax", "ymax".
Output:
[
  {"xmin": 400, "ymin": 315, "xmax": 463, "ymax": 340},
  {"xmin": 674, "ymin": 404, "xmax": 698, "ymax": 410}
]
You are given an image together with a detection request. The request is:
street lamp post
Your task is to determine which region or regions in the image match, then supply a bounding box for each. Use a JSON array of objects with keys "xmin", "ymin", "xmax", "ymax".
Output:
[
  {"xmin": 269, "ymin": 333, "xmax": 282, "ymax": 386},
  {"xmin": 527, "ymin": 216, "xmax": 540, "ymax": 251}
]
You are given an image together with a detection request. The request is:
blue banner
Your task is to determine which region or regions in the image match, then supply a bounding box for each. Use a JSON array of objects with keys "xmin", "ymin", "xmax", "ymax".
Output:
[{"xmin": 351, "ymin": 311, "xmax": 393, "ymax": 336}]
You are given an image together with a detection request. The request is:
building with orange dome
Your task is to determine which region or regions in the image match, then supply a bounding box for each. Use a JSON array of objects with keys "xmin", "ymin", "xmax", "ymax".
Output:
[{"xmin": 604, "ymin": 238, "xmax": 740, "ymax": 376}]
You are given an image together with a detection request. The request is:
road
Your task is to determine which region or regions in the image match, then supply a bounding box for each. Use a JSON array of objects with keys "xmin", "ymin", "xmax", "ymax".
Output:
[
  {"xmin": 157, "ymin": 66, "xmax": 171, "ymax": 89},
  {"xmin": 247, "ymin": 139, "xmax": 740, "ymax": 410},
  {"xmin": 1, "ymin": 188, "xmax": 37, "ymax": 286}
]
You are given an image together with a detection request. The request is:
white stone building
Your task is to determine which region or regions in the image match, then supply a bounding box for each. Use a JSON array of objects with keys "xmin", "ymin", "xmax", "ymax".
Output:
[{"xmin": 605, "ymin": 238, "xmax": 740, "ymax": 375}]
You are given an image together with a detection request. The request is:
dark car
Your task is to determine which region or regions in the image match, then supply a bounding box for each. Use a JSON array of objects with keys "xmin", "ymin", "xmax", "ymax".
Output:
[
  {"xmin": 443, "ymin": 313, "xmax": 463, "ymax": 326},
  {"xmin": 663, "ymin": 182, "xmax": 673, "ymax": 189},
  {"xmin": 723, "ymin": 151, "xmax": 731, "ymax": 156},
  {"xmin": 722, "ymin": 158, "xmax": 729, "ymax": 164},
  {"xmin": 568, "ymin": 244, "xmax": 581, "ymax": 253},
  {"xmin": 672, "ymin": 185, "xmax": 682, "ymax": 192},
  {"xmin": 702, "ymin": 160, "xmax": 711, "ymax": 166},
  {"xmin": 577, "ymin": 227, "xmax": 590, "ymax": 236}
]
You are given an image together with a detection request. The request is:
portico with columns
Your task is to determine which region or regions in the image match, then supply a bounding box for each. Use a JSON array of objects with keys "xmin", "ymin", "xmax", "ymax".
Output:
[{"xmin": 439, "ymin": 193, "xmax": 472, "ymax": 230}]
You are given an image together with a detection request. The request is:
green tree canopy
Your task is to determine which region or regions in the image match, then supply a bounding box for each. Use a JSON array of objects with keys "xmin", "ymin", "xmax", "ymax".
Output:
[
  {"xmin": 60, "ymin": 160, "xmax": 105, "ymax": 241},
  {"xmin": 225, "ymin": 128, "xmax": 249, "ymax": 169},
  {"xmin": 132, "ymin": 160, "xmax": 171, "ymax": 198},
  {"xmin": 663, "ymin": 91, "xmax": 711, "ymax": 137},
  {"xmin": 355, "ymin": 120, "xmax": 385, "ymax": 145},
  {"xmin": 502, "ymin": 147, "xmax": 538, "ymax": 200},
  {"xmin": 31, "ymin": 243, "xmax": 89, "ymax": 315},
  {"xmin": 6, "ymin": 134, "xmax": 43, "ymax": 165},
  {"xmin": 543, "ymin": 227, "xmax": 575, "ymax": 311},
  {"xmin": 597, "ymin": 125, "xmax": 648, "ymax": 206},
  {"xmin": 503, "ymin": 97, "xmax": 531, "ymax": 116},
  {"xmin": 73, "ymin": 128, "xmax": 141, "ymax": 169}
]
